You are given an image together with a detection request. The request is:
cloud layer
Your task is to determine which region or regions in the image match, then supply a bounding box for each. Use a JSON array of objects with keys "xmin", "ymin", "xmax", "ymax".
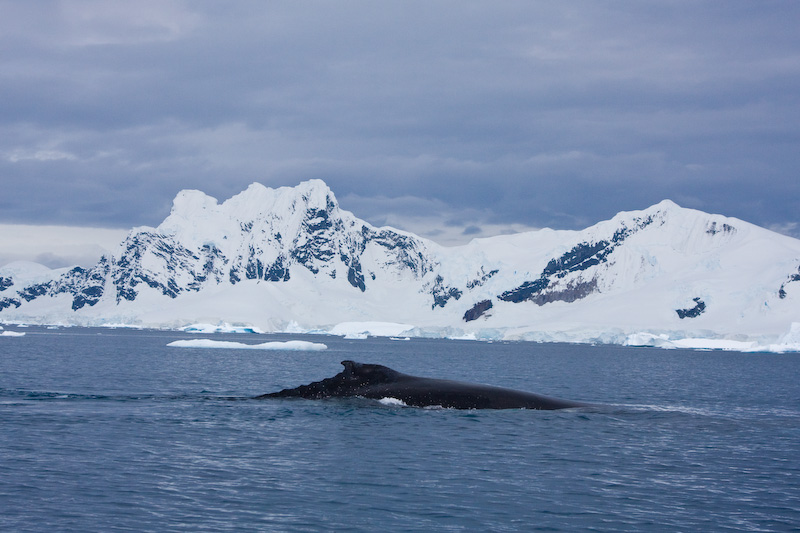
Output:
[
  {"xmin": 2, "ymin": 0, "xmax": 799, "ymax": 246},
  {"xmin": 0, "ymin": 224, "xmax": 127, "ymax": 267}
]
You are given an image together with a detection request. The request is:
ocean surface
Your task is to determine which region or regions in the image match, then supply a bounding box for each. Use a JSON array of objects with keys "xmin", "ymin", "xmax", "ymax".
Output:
[{"xmin": 1, "ymin": 327, "xmax": 798, "ymax": 532}]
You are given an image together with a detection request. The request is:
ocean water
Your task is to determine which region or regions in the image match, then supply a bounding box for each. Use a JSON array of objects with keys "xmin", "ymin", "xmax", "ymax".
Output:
[{"xmin": 1, "ymin": 327, "xmax": 799, "ymax": 532}]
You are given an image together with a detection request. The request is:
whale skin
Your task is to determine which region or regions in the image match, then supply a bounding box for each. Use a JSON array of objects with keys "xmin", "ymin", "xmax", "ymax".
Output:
[{"xmin": 257, "ymin": 360, "xmax": 587, "ymax": 410}]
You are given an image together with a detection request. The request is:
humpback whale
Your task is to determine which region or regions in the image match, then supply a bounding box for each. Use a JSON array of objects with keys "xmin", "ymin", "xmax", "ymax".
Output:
[{"xmin": 257, "ymin": 360, "xmax": 587, "ymax": 410}]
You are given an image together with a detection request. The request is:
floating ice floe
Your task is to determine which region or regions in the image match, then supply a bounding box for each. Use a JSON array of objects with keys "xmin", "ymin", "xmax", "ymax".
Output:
[
  {"xmin": 181, "ymin": 323, "xmax": 265, "ymax": 334},
  {"xmin": 623, "ymin": 329, "xmax": 800, "ymax": 353},
  {"xmin": 0, "ymin": 330, "xmax": 26, "ymax": 337},
  {"xmin": 167, "ymin": 339, "xmax": 327, "ymax": 350}
]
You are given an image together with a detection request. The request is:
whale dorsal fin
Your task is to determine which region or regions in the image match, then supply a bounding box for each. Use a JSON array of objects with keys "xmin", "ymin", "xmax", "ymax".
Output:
[{"xmin": 340, "ymin": 360, "xmax": 400, "ymax": 383}]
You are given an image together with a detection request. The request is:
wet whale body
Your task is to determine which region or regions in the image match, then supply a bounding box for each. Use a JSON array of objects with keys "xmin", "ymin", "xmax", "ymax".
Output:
[{"xmin": 257, "ymin": 360, "xmax": 587, "ymax": 410}]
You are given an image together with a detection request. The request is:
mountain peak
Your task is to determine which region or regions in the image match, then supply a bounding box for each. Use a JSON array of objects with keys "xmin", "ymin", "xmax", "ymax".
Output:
[
  {"xmin": 295, "ymin": 178, "xmax": 334, "ymax": 196},
  {"xmin": 651, "ymin": 199, "xmax": 680, "ymax": 211},
  {"xmin": 236, "ymin": 179, "xmax": 334, "ymax": 202},
  {"xmin": 3, "ymin": 180, "xmax": 800, "ymax": 351},
  {"xmin": 169, "ymin": 189, "xmax": 219, "ymax": 221},
  {"xmin": 216, "ymin": 179, "xmax": 338, "ymax": 220},
  {"xmin": 291, "ymin": 179, "xmax": 340, "ymax": 214}
]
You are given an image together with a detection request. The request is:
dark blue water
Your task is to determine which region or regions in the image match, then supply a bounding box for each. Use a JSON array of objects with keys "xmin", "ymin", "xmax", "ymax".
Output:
[{"xmin": 1, "ymin": 327, "xmax": 798, "ymax": 532}]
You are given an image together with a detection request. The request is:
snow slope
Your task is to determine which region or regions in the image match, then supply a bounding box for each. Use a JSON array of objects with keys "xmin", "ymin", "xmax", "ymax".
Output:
[{"xmin": 2, "ymin": 180, "xmax": 800, "ymax": 351}]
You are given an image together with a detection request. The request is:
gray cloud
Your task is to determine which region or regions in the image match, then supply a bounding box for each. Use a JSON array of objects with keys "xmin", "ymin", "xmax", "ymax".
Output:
[
  {"xmin": 462, "ymin": 226, "xmax": 481, "ymax": 236},
  {"xmin": 1, "ymin": 0, "xmax": 799, "ymax": 242}
]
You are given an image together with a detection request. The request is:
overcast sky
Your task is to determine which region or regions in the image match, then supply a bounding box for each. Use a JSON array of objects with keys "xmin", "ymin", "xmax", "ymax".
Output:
[{"xmin": 2, "ymin": 1, "xmax": 799, "ymax": 266}]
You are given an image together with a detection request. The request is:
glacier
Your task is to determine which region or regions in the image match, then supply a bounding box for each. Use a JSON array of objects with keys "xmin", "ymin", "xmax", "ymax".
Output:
[{"xmin": 2, "ymin": 179, "xmax": 800, "ymax": 352}]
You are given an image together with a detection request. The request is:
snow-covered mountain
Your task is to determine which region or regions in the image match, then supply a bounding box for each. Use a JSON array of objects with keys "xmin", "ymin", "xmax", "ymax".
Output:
[{"xmin": 2, "ymin": 180, "xmax": 800, "ymax": 350}]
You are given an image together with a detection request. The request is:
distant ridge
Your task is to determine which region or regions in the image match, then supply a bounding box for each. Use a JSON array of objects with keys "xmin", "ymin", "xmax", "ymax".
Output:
[{"xmin": 2, "ymin": 180, "xmax": 800, "ymax": 350}]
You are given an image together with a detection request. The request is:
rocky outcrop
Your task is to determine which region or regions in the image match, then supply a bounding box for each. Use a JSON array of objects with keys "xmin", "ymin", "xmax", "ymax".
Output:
[
  {"xmin": 676, "ymin": 298, "xmax": 706, "ymax": 319},
  {"xmin": 463, "ymin": 299, "xmax": 493, "ymax": 322}
]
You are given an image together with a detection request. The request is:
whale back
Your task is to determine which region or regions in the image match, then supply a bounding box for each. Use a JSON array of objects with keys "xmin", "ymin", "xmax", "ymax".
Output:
[
  {"xmin": 340, "ymin": 360, "xmax": 403, "ymax": 384},
  {"xmin": 258, "ymin": 360, "xmax": 588, "ymax": 410},
  {"xmin": 257, "ymin": 360, "xmax": 403, "ymax": 399}
]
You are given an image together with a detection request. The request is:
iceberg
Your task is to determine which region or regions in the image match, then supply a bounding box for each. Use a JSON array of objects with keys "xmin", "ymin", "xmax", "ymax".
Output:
[
  {"xmin": 181, "ymin": 323, "xmax": 265, "ymax": 334},
  {"xmin": 167, "ymin": 339, "xmax": 327, "ymax": 350}
]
